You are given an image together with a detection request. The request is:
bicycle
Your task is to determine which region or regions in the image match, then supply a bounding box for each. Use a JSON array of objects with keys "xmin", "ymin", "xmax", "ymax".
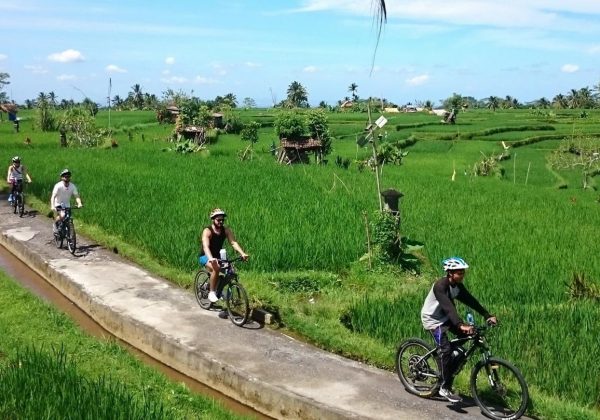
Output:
[
  {"xmin": 53, "ymin": 206, "xmax": 79, "ymax": 255},
  {"xmin": 395, "ymin": 322, "xmax": 529, "ymax": 420},
  {"xmin": 194, "ymin": 256, "xmax": 250, "ymax": 326},
  {"xmin": 10, "ymin": 179, "xmax": 25, "ymax": 217}
]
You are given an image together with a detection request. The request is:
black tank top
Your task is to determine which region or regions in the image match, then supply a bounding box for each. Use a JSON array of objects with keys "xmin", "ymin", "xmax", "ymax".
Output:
[{"xmin": 201, "ymin": 225, "xmax": 226, "ymax": 257}]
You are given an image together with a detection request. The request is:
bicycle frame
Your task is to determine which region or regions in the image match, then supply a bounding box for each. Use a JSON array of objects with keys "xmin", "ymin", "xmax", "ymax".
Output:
[
  {"xmin": 411, "ymin": 326, "xmax": 494, "ymax": 382},
  {"xmin": 57, "ymin": 208, "xmax": 73, "ymax": 235},
  {"xmin": 215, "ymin": 257, "xmax": 242, "ymax": 295}
]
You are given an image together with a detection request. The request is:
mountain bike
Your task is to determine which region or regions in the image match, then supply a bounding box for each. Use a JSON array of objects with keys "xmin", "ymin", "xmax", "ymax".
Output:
[
  {"xmin": 10, "ymin": 179, "xmax": 25, "ymax": 217},
  {"xmin": 53, "ymin": 206, "xmax": 79, "ymax": 255},
  {"xmin": 194, "ymin": 256, "xmax": 250, "ymax": 326},
  {"xmin": 395, "ymin": 323, "xmax": 529, "ymax": 420}
]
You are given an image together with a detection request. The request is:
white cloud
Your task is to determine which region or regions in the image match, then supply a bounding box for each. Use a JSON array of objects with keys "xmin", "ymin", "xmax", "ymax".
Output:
[
  {"xmin": 24, "ymin": 64, "xmax": 48, "ymax": 74},
  {"xmin": 244, "ymin": 61, "xmax": 261, "ymax": 68},
  {"xmin": 303, "ymin": 65, "xmax": 318, "ymax": 73},
  {"xmin": 165, "ymin": 56, "xmax": 175, "ymax": 65},
  {"xmin": 561, "ymin": 64, "xmax": 579, "ymax": 73},
  {"xmin": 48, "ymin": 49, "xmax": 85, "ymax": 63},
  {"xmin": 588, "ymin": 45, "xmax": 600, "ymax": 54},
  {"xmin": 57, "ymin": 74, "xmax": 76, "ymax": 81},
  {"xmin": 161, "ymin": 76, "xmax": 187, "ymax": 84},
  {"xmin": 0, "ymin": 54, "xmax": 7, "ymax": 60},
  {"xmin": 406, "ymin": 74, "xmax": 430, "ymax": 86},
  {"xmin": 106, "ymin": 64, "xmax": 127, "ymax": 73},
  {"xmin": 194, "ymin": 75, "xmax": 218, "ymax": 84},
  {"xmin": 162, "ymin": 69, "xmax": 171, "ymax": 75}
]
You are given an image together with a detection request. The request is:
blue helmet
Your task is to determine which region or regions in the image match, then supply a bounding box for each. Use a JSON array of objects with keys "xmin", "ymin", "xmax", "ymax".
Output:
[{"xmin": 442, "ymin": 257, "xmax": 469, "ymax": 271}]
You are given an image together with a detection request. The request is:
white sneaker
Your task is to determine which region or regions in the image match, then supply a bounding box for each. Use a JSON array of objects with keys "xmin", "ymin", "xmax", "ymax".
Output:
[
  {"xmin": 208, "ymin": 291, "xmax": 219, "ymax": 303},
  {"xmin": 439, "ymin": 387, "xmax": 462, "ymax": 403}
]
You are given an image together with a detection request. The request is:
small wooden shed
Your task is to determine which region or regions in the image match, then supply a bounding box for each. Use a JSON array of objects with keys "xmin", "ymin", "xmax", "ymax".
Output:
[{"xmin": 277, "ymin": 137, "xmax": 323, "ymax": 164}]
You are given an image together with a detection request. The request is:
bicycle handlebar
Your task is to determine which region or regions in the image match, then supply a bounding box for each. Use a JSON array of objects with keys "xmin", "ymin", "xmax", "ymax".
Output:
[{"xmin": 218, "ymin": 256, "xmax": 245, "ymax": 264}]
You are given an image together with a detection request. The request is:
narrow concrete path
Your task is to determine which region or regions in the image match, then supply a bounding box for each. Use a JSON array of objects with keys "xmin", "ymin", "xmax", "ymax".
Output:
[{"xmin": 0, "ymin": 202, "xmax": 488, "ymax": 419}]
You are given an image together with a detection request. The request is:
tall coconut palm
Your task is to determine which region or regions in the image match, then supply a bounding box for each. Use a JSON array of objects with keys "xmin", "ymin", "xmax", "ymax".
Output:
[
  {"xmin": 348, "ymin": 83, "xmax": 358, "ymax": 101},
  {"xmin": 286, "ymin": 81, "xmax": 309, "ymax": 108},
  {"xmin": 486, "ymin": 96, "xmax": 500, "ymax": 111},
  {"xmin": 129, "ymin": 84, "xmax": 144, "ymax": 110},
  {"xmin": 552, "ymin": 94, "xmax": 568, "ymax": 109},
  {"xmin": 47, "ymin": 91, "xmax": 57, "ymax": 107},
  {"xmin": 536, "ymin": 97, "xmax": 550, "ymax": 109}
]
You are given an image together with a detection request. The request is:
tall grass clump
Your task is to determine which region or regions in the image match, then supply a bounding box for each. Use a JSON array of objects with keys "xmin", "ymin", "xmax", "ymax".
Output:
[{"xmin": 0, "ymin": 346, "xmax": 166, "ymax": 419}]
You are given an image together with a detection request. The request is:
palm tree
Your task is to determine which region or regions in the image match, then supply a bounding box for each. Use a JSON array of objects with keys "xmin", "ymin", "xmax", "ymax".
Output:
[
  {"xmin": 286, "ymin": 81, "xmax": 309, "ymax": 108},
  {"xmin": 129, "ymin": 84, "xmax": 144, "ymax": 110},
  {"xmin": 224, "ymin": 93, "xmax": 238, "ymax": 108},
  {"xmin": 577, "ymin": 87, "xmax": 593, "ymax": 108},
  {"xmin": 566, "ymin": 89, "xmax": 580, "ymax": 109},
  {"xmin": 112, "ymin": 95, "xmax": 123, "ymax": 110},
  {"xmin": 536, "ymin": 97, "xmax": 550, "ymax": 109},
  {"xmin": 348, "ymin": 83, "xmax": 358, "ymax": 101},
  {"xmin": 37, "ymin": 92, "xmax": 48, "ymax": 106},
  {"xmin": 486, "ymin": 96, "xmax": 500, "ymax": 111},
  {"xmin": 46, "ymin": 91, "xmax": 57, "ymax": 107},
  {"xmin": 552, "ymin": 94, "xmax": 568, "ymax": 109}
]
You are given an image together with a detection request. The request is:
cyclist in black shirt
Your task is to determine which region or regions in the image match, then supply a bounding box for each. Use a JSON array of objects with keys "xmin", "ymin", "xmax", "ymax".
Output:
[
  {"xmin": 421, "ymin": 257, "xmax": 497, "ymax": 403},
  {"xmin": 199, "ymin": 208, "xmax": 248, "ymax": 303}
]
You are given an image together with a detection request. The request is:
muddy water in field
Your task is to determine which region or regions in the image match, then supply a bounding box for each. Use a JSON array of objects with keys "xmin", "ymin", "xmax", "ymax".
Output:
[{"xmin": 0, "ymin": 245, "xmax": 269, "ymax": 419}]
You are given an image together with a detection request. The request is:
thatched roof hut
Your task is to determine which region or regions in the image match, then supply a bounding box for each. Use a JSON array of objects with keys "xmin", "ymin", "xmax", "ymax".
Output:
[{"xmin": 0, "ymin": 103, "xmax": 18, "ymax": 113}]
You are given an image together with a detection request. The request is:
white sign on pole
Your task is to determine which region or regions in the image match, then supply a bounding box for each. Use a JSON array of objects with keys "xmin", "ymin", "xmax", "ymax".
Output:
[{"xmin": 375, "ymin": 115, "xmax": 388, "ymax": 128}]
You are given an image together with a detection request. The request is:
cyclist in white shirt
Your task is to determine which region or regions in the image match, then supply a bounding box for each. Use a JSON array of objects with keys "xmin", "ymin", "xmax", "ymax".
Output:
[{"xmin": 50, "ymin": 169, "xmax": 82, "ymax": 231}]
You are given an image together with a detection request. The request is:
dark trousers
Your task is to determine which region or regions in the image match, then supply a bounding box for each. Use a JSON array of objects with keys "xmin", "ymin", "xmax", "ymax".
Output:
[{"xmin": 429, "ymin": 322, "xmax": 467, "ymax": 389}]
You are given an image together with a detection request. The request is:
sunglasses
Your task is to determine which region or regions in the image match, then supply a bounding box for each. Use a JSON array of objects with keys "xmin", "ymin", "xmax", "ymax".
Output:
[{"xmin": 214, "ymin": 218, "xmax": 225, "ymax": 222}]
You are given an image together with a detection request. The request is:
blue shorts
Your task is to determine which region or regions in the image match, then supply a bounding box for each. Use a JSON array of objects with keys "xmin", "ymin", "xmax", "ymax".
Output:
[{"xmin": 199, "ymin": 255, "xmax": 208, "ymax": 266}]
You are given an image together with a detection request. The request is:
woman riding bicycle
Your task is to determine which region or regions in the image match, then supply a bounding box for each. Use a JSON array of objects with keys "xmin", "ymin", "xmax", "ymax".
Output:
[
  {"xmin": 6, "ymin": 156, "xmax": 32, "ymax": 203},
  {"xmin": 420, "ymin": 257, "xmax": 497, "ymax": 403},
  {"xmin": 199, "ymin": 208, "xmax": 249, "ymax": 304}
]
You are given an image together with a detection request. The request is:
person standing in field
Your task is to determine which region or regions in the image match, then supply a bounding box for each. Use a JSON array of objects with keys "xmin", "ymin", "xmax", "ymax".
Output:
[
  {"xmin": 420, "ymin": 257, "xmax": 497, "ymax": 403},
  {"xmin": 6, "ymin": 156, "xmax": 32, "ymax": 202},
  {"xmin": 199, "ymin": 208, "xmax": 249, "ymax": 304},
  {"xmin": 50, "ymin": 169, "xmax": 83, "ymax": 232}
]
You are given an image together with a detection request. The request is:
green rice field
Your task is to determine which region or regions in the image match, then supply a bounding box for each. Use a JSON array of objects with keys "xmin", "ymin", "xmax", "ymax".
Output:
[{"xmin": 2, "ymin": 107, "xmax": 600, "ymax": 418}]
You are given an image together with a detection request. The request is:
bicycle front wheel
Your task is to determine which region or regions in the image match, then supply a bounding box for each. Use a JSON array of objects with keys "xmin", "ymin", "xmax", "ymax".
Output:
[
  {"xmin": 12, "ymin": 195, "xmax": 18, "ymax": 214},
  {"xmin": 226, "ymin": 282, "xmax": 249, "ymax": 326},
  {"xmin": 194, "ymin": 270, "xmax": 212, "ymax": 309},
  {"xmin": 66, "ymin": 220, "xmax": 77, "ymax": 254},
  {"xmin": 17, "ymin": 194, "xmax": 25, "ymax": 217},
  {"xmin": 54, "ymin": 225, "xmax": 63, "ymax": 249},
  {"xmin": 471, "ymin": 357, "xmax": 529, "ymax": 420},
  {"xmin": 395, "ymin": 338, "xmax": 440, "ymax": 397}
]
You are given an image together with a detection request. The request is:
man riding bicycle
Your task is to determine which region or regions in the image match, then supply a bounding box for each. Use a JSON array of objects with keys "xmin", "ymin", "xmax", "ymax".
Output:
[
  {"xmin": 420, "ymin": 257, "xmax": 497, "ymax": 403},
  {"xmin": 199, "ymin": 208, "xmax": 249, "ymax": 305},
  {"xmin": 6, "ymin": 156, "xmax": 32, "ymax": 203},
  {"xmin": 50, "ymin": 169, "xmax": 83, "ymax": 233}
]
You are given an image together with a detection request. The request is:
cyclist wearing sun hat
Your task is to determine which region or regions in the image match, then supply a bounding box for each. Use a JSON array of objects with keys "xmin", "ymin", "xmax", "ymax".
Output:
[
  {"xmin": 199, "ymin": 208, "xmax": 248, "ymax": 304},
  {"xmin": 420, "ymin": 257, "xmax": 497, "ymax": 403}
]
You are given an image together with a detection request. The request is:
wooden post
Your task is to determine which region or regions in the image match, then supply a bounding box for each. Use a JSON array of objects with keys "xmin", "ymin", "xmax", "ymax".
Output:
[{"xmin": 363, "ymin": 211, "xmax": 372, "ymax": 270}]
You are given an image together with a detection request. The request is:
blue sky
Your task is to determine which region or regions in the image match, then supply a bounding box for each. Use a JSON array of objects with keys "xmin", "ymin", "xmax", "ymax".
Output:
[{"xmin": 1, "ymin": 0, "xmax": 600, "ymax": 107}]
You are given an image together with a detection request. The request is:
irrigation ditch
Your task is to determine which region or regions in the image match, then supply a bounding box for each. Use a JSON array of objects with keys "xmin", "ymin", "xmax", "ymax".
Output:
[{"xmin": 0, "ymin": 244, "xmax": 269, "ymax": 419}]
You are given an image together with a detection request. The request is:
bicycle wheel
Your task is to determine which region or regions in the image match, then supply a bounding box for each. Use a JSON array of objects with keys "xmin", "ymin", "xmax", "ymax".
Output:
[
  {"xmin": 54, "ymin": 223, "xmax": 64, "ymax": 249},
  {"xmin": 12, "ymin": 194, "xmax": 18, "ymax": 214},
  {"xmin": 194, "ymin": 270, "xmax": 212, "ymax": 309},
  {"xmin": 395, "ymin": 338, "xmax": 440, "ymax": 397},
  {"xmin": 226, "ymin": 282, "xmax": 250, "ymax": 326},
  {"xmin": 471, "ymin": 357, "xmax": 529, "ymax": 420},
  {"xmin": 66, "ymin": 220, "xmax": 77, "ymax": 254},
  {"xmin": 17, "ymin": 194, "xmax": 25, "ymax": 217}
]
